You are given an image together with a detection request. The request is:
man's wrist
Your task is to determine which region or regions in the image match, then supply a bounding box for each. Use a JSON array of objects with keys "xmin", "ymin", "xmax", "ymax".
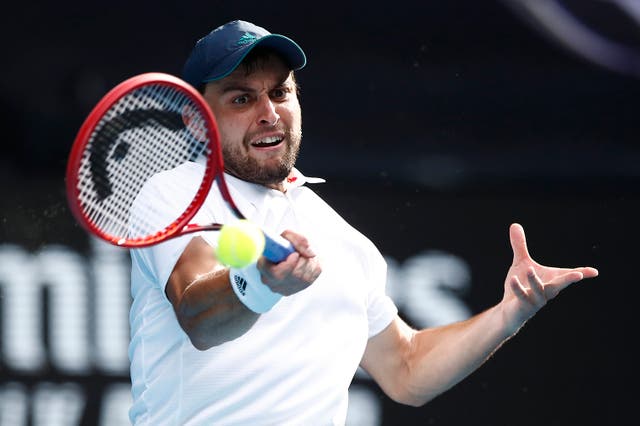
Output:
[{"xmin": 229, "ymin": 264, "xmax": 282, "ymax": 313}]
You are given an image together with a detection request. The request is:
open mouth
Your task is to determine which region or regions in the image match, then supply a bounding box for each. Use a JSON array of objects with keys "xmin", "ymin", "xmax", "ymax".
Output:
[{"xmin": 251, "ymin": 135, "xmax": 284, "ymax": 148}]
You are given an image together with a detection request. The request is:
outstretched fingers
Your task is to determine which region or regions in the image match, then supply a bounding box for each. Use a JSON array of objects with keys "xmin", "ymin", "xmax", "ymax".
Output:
[
  {"xmin": 577, "ymin": 266, "xmax": 599, "ymax": 279},
  {"xmin": 526, "ymin": 267, "xmax": 547, "ymax": 305},
  {"xmin": 542, "ymin": 268, "xmax": 592, "ymax": 299},
  {"xmin": 511, "ymin": 267, "xmax": 547, "ymax": 308},
  {"xmin": 509, "ymin": 267, "xmax": 571, "ymax": 308}
]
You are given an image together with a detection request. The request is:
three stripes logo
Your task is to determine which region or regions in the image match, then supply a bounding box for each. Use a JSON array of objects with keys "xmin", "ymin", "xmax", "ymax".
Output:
[
  {"xmin": 233, "ymin": 274, "xmax": 248, "ymax": 296},
  {"xmin": 236, "ymin": 32, "xmax": 258, "ymax": 47}
]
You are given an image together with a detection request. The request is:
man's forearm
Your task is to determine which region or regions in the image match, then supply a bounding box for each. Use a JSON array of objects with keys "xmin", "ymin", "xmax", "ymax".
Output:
[
  {"xmin": 176, "ymin": 268, "xmax": 260, "ymax": 350},
  {"xmin": 404, "ymin": 304, "xmax": 517, "ymax": 405}
]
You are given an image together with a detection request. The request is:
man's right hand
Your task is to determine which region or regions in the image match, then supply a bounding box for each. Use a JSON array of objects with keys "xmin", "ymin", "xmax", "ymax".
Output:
[{"xmin": 257, "ymin": 229, "xmax": 322, "ymax": 296}]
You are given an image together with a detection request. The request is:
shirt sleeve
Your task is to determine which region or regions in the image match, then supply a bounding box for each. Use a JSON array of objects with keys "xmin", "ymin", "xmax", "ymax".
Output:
[
  {"xmin": 365, "ymin": 245, "xmax": 398, "ymax": 338},
  {"xmin": 128, "ymin": 163, "xmax": 220, "ymax": 294}
]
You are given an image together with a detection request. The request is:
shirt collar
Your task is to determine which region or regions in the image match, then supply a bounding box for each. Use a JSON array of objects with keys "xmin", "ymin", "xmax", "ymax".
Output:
[
  {"xmin": 282, "ymin": 168, "xmax": 326, "ymax": 190},
  {"xmin": 222, "ymin": 168, "xmax": 325, "ymax": 211}
]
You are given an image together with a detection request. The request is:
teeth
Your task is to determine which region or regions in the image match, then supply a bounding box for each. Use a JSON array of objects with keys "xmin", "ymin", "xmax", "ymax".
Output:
[{"xmin": 253, "ymin": 136, "xmax": 282, "ymax": 145}]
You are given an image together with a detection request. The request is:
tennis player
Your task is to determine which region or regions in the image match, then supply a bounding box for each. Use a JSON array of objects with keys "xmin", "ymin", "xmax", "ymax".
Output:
[{"xmin": 127, "ymin": 20, "xmax": 598, "ymax": 425}]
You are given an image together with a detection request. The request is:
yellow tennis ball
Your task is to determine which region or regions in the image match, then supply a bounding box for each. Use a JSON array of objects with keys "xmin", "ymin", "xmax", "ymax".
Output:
[{"xmin": 216, "ymin": 220, "xmax": 266, "ymax": 268}]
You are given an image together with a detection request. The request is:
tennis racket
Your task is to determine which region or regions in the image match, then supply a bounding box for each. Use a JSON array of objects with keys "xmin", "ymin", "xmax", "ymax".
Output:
[{"xmin": 65, "ymin": 72, "xmax": 294, "ymax": 262}]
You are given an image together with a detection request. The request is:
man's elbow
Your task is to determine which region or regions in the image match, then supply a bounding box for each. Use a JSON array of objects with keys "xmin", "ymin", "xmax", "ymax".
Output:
[
  {"xmin": 392, "ymin": 393, "xmax": 433, "ymax": 408},
  {"xmin": 386, "ymin": 384, "xmax": 438, "ymax": 408},
  {"xmin": 176, "ymin": 308, "xmax": 259, "ymax": 350},
  {"xmin": 182, "ymin": 322, "xmax": 240, "ymax": 350},
  {"xmin": 178, "ymin": 316, "xmax": 215, "ymax": 350},
  {"xmin": 187, "ymin": 332, "xmax": 216, "ymax": 351}
]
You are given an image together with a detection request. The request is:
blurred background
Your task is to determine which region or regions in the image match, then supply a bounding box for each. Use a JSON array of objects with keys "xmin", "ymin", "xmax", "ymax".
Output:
[{"xmin": 0, "ymin": 0, "xmax": 638, "ymax": 424}]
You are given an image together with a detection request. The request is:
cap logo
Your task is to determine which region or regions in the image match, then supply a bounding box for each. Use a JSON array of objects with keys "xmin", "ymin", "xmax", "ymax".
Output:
[{"xmin": 236, "ymin": 32, "xmax": 258, "ymax": 47}]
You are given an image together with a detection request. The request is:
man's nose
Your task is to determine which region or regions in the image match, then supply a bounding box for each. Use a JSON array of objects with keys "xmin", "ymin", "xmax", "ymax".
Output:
[{"xmin": 256, "ymin": 96, "xmax": 279, "ymax": 126}]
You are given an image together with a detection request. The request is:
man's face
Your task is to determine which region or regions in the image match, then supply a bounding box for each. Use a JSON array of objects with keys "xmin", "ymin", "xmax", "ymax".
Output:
[{"xmin": 202, "ymin": 56, "xmax": 302, "ymax": 189}]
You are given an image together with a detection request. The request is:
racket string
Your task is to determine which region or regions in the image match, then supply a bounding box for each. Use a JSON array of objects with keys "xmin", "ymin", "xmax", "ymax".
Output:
[{"xmin": 76, "ymin": 83, "xmax": 213, "ymax": 242}]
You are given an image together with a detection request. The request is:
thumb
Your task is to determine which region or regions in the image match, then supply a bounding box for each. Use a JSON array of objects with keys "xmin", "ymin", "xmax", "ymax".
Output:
[{"xmin": 510, "ymin": 223, "xmax": 531, "ymax": 264}]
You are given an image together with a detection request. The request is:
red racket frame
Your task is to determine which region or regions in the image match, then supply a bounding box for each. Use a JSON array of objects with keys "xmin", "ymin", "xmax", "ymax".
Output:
[{"xmin": 65, "ymin": 72, "xmax": 239, "ymax": 247}]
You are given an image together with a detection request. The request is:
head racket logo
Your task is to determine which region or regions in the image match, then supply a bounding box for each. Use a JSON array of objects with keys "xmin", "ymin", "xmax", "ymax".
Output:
[{"xmin": 88, "ymin": 108, "xmax": 186, "ymax": 202}]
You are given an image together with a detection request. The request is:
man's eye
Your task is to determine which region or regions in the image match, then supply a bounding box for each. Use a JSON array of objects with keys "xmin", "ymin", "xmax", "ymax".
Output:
[
  {"xmin": 272, "ymin": 89, "xmax": 287, "ymax": 99},
  {"xmin": 233, "ymin": 95, "xmax": 249, "ymax": 105}
]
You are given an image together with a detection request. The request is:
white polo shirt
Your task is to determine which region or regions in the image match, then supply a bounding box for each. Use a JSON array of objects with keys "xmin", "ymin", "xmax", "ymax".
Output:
[{"xmin": 128, "ymin": 162, "xmax": 398, "ymax": 425}]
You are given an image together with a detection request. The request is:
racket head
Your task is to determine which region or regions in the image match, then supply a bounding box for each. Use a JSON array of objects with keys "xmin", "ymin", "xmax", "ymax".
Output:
[{"xmin": 65, "ymin": 72, "xmax": 224, "ymax": 247}]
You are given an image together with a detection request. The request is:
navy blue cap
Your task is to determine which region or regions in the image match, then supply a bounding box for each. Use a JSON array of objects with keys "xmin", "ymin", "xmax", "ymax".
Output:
[{"xmin": 182, "ymin": 20, "xmax": 307, "ymax": 87}]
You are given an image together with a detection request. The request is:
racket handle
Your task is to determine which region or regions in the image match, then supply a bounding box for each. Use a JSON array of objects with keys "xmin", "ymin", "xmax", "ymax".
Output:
[{"xmin": 262, "ymin": 231, "xmax": 295, "ymax": 263}]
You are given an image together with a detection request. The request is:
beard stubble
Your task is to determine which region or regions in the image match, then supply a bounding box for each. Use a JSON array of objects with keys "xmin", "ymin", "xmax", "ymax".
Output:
[{"xmin": 222, "ymin": 128, "xmax": 302, "ymax": 186}]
